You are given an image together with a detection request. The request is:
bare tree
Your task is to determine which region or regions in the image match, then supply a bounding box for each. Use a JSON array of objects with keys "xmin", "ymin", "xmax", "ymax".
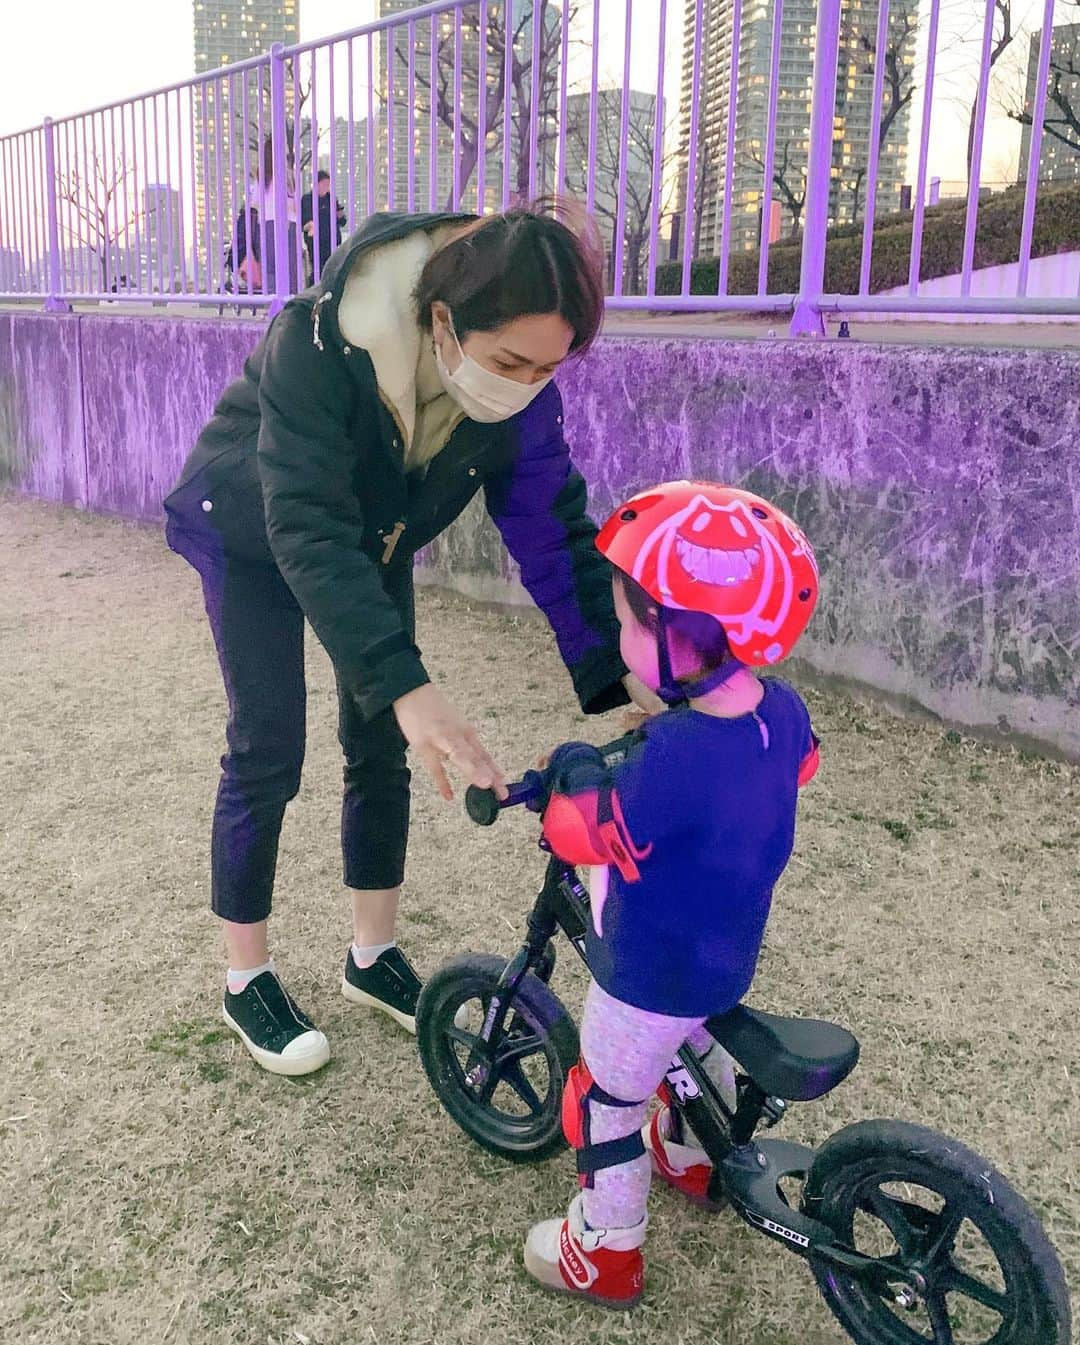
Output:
[
  {"xmin": 847, "ymin": 164, "xmax": 869, "ymax": 223},
  {"xmin": 965, "ymin": 0, "xmax": 1016, "ymax": 178},
  {"xmin": 875, "ymin": 1, "xmax": 921, "ymax": 151},
  {"xmin": 747, "ymin": 139, "xmax": 807, "ymax": 239},
  {"xmin": 401, "ymin": 0, "xmax": 571, "ymax": 210},
  {"xmin": 564, "ymin": 91, "xmax": 677, "ymax": 293},
  {"xmin": 673, "ymin": 122, "xmax": 719, "ymax": 262},
  {"xmin": 1003, "ymin": 4, "xmax": 1080, "ymax": 170},
  {"xmin": 60, "ymin": 154, "xmax": 144, "ymax": 291},
  {"xmin": 841, "ymin": 0, "xmax": 919, "ymax": 222}
]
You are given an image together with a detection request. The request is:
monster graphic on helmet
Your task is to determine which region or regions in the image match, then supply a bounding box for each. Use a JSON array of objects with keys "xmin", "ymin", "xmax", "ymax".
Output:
[{"xmin": 596, "ymin": 482, "xmax": 819, "ymax": 701}]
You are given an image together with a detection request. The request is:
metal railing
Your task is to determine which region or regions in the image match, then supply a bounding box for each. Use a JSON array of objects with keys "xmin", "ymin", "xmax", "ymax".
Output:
[{"xmin": 1, "ymin": 0, "xmax": 1078, "ymax": 329}]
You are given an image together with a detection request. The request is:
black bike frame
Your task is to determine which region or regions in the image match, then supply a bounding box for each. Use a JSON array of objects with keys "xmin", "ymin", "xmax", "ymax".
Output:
[{"xmin": 469, "ymin": 848, "xmax": 919, "ymax": 1300}]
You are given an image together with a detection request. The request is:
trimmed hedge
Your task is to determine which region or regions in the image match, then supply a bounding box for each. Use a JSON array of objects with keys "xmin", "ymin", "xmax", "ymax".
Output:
[{"xmin": 655, "ymin": 182, "xmax": 1080, "ymax": 297}]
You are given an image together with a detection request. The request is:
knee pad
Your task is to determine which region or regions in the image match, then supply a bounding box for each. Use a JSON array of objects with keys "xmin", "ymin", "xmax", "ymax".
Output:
[{"xmin": 562, "ymin": 1059, "xmax": 647, "ymax": 1189}]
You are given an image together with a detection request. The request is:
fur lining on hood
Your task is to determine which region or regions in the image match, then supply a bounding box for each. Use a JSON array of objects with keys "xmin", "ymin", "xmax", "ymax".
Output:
[{"xmin": 336, "ymin": 224, "xmax": 463, "ymax": 469}]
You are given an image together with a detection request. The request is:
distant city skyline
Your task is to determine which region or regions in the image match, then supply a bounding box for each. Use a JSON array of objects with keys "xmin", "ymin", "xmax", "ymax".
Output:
[
  {"xmin": 2, "ymin": 0, "xmax": 1044, "ymax": 192},
  {"xmin": 0, "ymin": 0, "xmax": 1063, "ymax": 290}
]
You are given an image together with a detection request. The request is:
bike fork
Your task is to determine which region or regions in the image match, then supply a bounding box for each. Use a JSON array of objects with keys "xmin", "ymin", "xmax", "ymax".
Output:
[{"xmin": 476, "ymin": 917, "xmax": 560, "ymax": 1048}]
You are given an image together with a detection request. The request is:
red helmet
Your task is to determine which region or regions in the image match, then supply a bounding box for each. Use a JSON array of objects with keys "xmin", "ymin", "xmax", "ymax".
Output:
[{"xmin": 596, "ymin": 481, "xmax": 819, "ymax": 667}]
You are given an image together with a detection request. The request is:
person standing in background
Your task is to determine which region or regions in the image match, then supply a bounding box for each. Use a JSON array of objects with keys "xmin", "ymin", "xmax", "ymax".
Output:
[
  {"xmin": 249, "ymin": 134, "xmax": 299, "ymax": 294},
  {"xmin": 301, "ymin": 170, "xmax": 348, "ymax": 282}
]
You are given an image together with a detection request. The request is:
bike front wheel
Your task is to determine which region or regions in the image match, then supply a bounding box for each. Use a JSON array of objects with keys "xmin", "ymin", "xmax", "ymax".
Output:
[
  {"xmin": 802, "ymin": 1119, "xmax": 1071, "ymax": 1345},
  {"xmin": 416, "ymin": 952, "xmax": 579, "ymax": 1164}
]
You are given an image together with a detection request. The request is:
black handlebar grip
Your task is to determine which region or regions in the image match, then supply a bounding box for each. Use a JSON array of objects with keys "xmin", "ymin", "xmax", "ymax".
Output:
[
  {"xmin": 466, "ymin": 776, "xmax": 545, "ymax": 824},
  {"xmin": 464, "ymin": 734, "xmax": 640, "ymax": 828},
  {"xmin": 465, "ymin": 785, "xmax": 502, "ymax": 826}
]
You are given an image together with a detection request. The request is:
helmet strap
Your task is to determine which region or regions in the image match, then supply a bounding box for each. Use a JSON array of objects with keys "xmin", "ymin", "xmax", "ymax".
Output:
[
  {"xmin": 678, "ymin": 656, "xmax": 746, "ymax": 700},
  {"xmin": 654, "ymin": 607, "xmax": 744, "ymax": 706},
  {"xmin": 655, "ymin": 607, "xmax": 684, "ymax": 706}
]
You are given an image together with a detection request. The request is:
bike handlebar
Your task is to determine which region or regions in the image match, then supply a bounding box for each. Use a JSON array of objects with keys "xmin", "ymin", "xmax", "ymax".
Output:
[
  {"xmin": 464, "ymin": 731, "xmax": 639, "ymax": 827},
  {"xmin": 465, "ymin": 776, "xmax": 542, "ymax": 825}
]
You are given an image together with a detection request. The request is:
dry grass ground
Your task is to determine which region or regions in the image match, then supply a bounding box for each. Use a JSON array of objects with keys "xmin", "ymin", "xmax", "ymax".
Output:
[{"xmin": 0, "ymin": 492, "xmax": 1077, "ymax": 1345}]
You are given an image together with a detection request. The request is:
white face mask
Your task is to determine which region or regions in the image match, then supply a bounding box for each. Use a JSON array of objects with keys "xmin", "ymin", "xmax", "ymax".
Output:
[{"xmin": 433, "ymin": 311, "xmax": 553, "ymax": 423}]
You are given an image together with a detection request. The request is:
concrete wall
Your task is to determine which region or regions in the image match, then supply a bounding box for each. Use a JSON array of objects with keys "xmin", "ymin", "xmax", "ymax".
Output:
[{"xmin": 3, "ymin": 309, "xmax": 1078, "ymax": 759}]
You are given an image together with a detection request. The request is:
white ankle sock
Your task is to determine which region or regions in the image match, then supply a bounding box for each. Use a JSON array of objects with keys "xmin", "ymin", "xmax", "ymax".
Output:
[
  {"xmin": 351, "ymin": 940, "xmax": 395, "ymax": 970},
  {"xmin": 227, "ymin": 959, "xmax": 274, "ymax": 995}
]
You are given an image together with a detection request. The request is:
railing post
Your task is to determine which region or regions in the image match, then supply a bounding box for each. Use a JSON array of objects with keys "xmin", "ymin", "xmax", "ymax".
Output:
[
  {"xmin": 41, "ymin": 118, "xmax": 71, "ymax": 314},
  {"xmin": 268, "ymin": 42, "xmax": 291, "ymax": 318},
  {"xmin": 790, "ymin": 0, "xmax": 841, "ymax": 337}
]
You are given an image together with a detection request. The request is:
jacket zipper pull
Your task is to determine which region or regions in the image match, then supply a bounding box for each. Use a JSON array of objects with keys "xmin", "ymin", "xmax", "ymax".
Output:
[
  {"xmin": 381, "ymin": 521, "xmax": 406, "ymax": 564},
  {"xmin": 311, "ymin": 290, "xmax": 333, "ymax": 351}
]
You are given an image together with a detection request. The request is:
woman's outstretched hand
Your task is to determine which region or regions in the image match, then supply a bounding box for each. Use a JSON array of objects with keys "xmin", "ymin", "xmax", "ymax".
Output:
[{"xmin": 394, "ymin": 684, "xmax": 508, "ymax": 803}]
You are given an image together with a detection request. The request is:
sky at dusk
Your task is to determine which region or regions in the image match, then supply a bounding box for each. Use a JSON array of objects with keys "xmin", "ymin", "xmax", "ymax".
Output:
[{"xmin": 0, "ymin": 1, "xmax": 1057, "ymax": 195}]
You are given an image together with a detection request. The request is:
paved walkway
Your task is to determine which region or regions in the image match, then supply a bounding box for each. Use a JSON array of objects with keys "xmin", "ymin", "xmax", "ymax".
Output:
[
  {"xmin": 602, "ymin": 310, "xmax": 1080, "ymax": 350},
  {"xmin": 3, "ymin": 299, "xmax": 1078, "ymax": 349}
]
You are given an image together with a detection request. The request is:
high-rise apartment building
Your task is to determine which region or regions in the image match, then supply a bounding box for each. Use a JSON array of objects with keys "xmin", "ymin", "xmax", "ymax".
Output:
[
  {"xmin": 674, "ymin": 1, "xmax": 737, "ymax": 259},
  {"xmin": 1019, "ymin": 22, "xmax": 1080, "ymax": 186},
  {"xmin": 192, "ymin": 0, "xmax": 300, "ymax": 283},
  {"xmin": 675, "ymin": 0, "xmax": 916, "ymax": 258},
  {"xmin": 828, "ymin": 0, "xmax": 915, "ymax": 230},
  {"xmin": 193, "ymin": 0, "xmax": 298, "ymax": 71}
]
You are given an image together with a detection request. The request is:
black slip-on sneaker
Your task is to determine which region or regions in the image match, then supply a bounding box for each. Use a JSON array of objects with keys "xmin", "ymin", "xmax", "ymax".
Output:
[
  {"xmin": 222, "ymin": 969, "xmax": 330, "ymax": 1076},
  {"xmin": 341, "ymin": 945, "xmax": 422, "ymax": 1034}
]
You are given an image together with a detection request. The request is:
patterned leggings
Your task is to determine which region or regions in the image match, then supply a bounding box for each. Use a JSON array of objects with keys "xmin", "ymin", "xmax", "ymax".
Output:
[{"xmin": 578, "ymin": 979, "xmax": 733, "ymax": 1231}]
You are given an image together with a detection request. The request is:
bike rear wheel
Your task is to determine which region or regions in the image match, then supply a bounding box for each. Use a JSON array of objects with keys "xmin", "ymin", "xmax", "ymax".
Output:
[
  {"xmin": 416, "ymin": 952, "xmax": 579, "ymax": 1164},
  {"xmin": 803, "ymin": 1119, "xmax": 1071, "ymax": 1345}
]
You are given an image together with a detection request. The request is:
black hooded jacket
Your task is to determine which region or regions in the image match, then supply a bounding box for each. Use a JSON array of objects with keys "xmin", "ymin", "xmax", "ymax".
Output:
[{"xmin": 165, "ymin": 211, "xmax": 629, "ymax": 723}]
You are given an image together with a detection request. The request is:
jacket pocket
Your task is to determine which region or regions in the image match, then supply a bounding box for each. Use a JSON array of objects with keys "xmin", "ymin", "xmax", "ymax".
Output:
[{"xmin": 163, "ymin": 447, "xmax": 276, "ymax": 567}]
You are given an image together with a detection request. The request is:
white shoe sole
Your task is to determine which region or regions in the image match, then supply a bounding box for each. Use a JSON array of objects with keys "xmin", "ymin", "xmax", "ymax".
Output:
[
  {"xmin": 222, "ymin": 1005, "xmax": 330, "ymax": 1077},
  {"xmin": 340, "ymin": 976, "xmax": 416, "ymax": 1034}
]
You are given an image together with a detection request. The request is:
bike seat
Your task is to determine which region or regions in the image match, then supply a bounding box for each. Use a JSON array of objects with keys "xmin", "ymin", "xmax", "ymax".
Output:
[{"xmin": 704, "ymin": 1005, "xmax": 860, "ymax": 1102}]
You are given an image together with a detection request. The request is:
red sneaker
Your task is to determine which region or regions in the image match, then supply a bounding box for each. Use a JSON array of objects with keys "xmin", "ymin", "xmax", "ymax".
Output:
[
  {"xmin": 523, "ymin": 1194, "xmax": 646, "ymax": 1309},
  {"xmin": 644, "ymin": 1106, "xmax": 724, "ymax": 1211}
]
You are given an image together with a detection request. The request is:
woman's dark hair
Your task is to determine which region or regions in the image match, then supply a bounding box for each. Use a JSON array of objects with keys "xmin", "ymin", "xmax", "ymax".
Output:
[
  {"xmin": 260, "ymin": 134, "xmax": 294, "ymax": 185},
  {"xmin": 615, "ymin": 570, "xmax": 731, "ymax": 683},
  {"xmin": 414, "ymin": 198, "xmax": 605, "ymax": 356}
]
